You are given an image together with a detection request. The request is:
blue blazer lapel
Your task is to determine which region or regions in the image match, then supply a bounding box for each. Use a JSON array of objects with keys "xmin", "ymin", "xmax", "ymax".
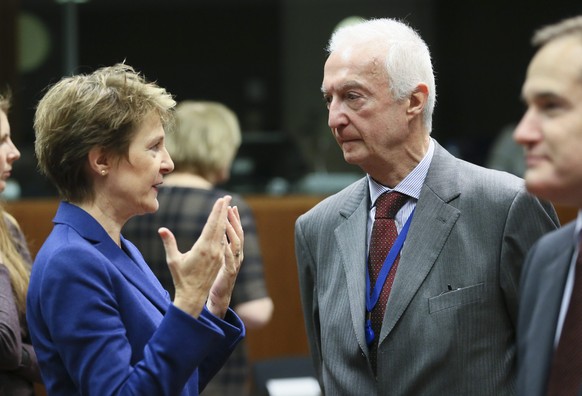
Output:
[
  {"xmin": 380, "ymin": 143, "xmax": 461, "ymax": 343},
  {"xmin": 55, "ymin": 202, "xmax": 170, "ymax": 314},
  {"xmin": 335, "ymin": 179, "xmax": 370, "ymax": 354},
  {"xmin": 113, "ymin": 237, "xmax": 170, "ymax": 313}
]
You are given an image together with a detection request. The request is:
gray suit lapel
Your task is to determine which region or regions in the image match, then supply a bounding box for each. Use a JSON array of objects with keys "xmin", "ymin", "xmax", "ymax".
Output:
[
  {"xmin": 334, "ymin": 179, "xmax": 370, "ymax": 354},
  {"xmin": 380, "ymin": 143, "xmax": 461, "ymax": 342}
]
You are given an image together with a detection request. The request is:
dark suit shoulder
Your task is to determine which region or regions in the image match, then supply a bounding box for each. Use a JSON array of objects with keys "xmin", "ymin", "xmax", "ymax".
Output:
[
  {"xmin": 521, "ymin": 221, "xmax": 576, "ymax": 292},
  {"xmin": 532, "ymin": 221, "xmax": 576, "ymax": 250}
]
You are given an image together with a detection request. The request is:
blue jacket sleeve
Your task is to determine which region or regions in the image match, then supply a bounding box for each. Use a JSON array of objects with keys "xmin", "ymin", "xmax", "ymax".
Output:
[{"xmin": 28, "ymin": 240, "xmax": 244, "ymax": 396}]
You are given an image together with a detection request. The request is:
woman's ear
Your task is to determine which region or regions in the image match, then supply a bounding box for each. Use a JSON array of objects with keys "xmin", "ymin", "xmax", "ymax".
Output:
[{"xmin": 87, "ymin": 146, "xmax": 110, "ymax": 177}]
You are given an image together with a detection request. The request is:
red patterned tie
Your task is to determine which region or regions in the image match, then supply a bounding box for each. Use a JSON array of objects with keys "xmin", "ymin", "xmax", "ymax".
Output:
[
  {"xmin": 368, "ymin": 191, "xmax": 408, "ymax": 372},
  {"xmin": 546, "ymin": 240, "xmax": 582, "ymax": 396}
]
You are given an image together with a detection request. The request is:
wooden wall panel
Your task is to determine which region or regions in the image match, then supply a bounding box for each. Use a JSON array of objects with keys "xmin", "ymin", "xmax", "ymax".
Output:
[{"xmin": 243, "ymin": 195, "xmax": 323, "ymax": 361}]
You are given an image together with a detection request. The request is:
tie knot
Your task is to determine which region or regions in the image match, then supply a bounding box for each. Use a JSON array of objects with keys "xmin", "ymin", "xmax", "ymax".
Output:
[{"xmin": 374, "ymin": 192, "xmax": 408, "ymax": 219}]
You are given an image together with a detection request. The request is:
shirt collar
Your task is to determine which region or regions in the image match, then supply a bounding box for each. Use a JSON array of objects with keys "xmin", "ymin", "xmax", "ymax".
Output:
[{"xmin": 368, "ymin": 138, "xmax": 435, "ymax": 206}]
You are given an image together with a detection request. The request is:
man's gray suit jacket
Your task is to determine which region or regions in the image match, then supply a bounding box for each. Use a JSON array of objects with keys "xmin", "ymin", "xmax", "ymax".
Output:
[{"xmin": 295, "ymin": 142, "xmax": 559, "ymax": 395}]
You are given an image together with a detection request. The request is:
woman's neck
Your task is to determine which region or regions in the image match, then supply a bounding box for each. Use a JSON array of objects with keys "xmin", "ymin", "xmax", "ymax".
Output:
[
  {"xmin": 76, "ymin": 200, "xmax": 124, "ymax": 247},
  {"xmin": 163, "ymin": 172, "xmax": 214, "ymax": 190}
]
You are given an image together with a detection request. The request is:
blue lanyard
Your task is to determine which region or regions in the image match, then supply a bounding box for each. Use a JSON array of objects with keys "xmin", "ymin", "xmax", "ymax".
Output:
[{"xmin": 365, "ymin": 208, "xmax": 415, "ymax": 346}]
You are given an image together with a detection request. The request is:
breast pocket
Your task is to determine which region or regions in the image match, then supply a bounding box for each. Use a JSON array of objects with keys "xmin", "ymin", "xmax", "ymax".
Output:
[{"xmin": 428, "ymin": 282, "xmax": 484, "ymax": 314}]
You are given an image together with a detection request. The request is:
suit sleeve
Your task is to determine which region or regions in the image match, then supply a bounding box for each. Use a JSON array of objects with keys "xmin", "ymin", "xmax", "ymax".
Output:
[
  {"xmin": 0, "ymin": 266, "xmax": 25, "ymax": 373},
  {"xmin": 33, "ymin": 243, "xmax": 243, "ymax": 396},
  {"xmin": 294, "ymin": 215, "xmax": 324, "ymax": 389},
  {"xmin": 197, "ymin": 307, "xmax": 246, "ymax": 392},
  {"xmin": 500, "ymin": 189, "xmax": 559, "ymax": 327},
  {"xmin": 0, "ymin": 265, "xmax": 41, "ymax": 385}
]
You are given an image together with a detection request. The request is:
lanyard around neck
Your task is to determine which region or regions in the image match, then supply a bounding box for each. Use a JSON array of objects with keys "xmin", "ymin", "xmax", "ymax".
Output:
[{"xmin": 365, "ymin": 208, "xmax": 415, "ymax": 346}]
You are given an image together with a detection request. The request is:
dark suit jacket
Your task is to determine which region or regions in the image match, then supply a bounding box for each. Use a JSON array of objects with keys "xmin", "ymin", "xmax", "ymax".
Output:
[
  {"xmin": 26, "ymin": 202, "xmax": 244, "ymax": 396},
  {"xmin": 517, "ymin": 221, "xmax": 578, "ymax": 396},
  {"xmin": 295, "ymin": 142, "xmax": 559, "ymax": 395}
]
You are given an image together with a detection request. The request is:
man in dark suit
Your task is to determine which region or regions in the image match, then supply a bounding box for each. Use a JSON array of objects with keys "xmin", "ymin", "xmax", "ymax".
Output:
[
  {"xmin": 514, "ymin": 15, "xmax": 582, "ymax": 396},
  {"xmin": 294, "ymin": 17, "xmax": 559, "ymax": 395}
]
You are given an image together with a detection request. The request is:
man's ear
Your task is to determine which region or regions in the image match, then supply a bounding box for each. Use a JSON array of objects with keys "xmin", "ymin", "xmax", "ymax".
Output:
[
  {"xmin": 407, "ymin": 83, "xmax": 429, "ymax": 120},
  {"xmin": 87, "ymin": 146, "xmax": 110, "ymax": 177}
]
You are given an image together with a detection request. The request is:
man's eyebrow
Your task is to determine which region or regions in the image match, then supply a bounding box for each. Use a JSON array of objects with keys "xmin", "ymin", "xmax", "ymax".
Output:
[
  {"xmin": 321, "ymin": 80, "xmax": 363, "ymax": 95},
  {"xmin": 536, "ymin": 92, "xmax": 559, "ymax": 100},
  {"xmin": 522, "ymin": 89, "xmax": 559, "ymax": 102}
]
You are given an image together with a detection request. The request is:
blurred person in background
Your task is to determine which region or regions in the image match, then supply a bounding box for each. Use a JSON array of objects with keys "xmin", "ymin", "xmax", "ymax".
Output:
[{"xmin": 485, "ymin": 123, "xmax": 526, "ymax": 177}]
